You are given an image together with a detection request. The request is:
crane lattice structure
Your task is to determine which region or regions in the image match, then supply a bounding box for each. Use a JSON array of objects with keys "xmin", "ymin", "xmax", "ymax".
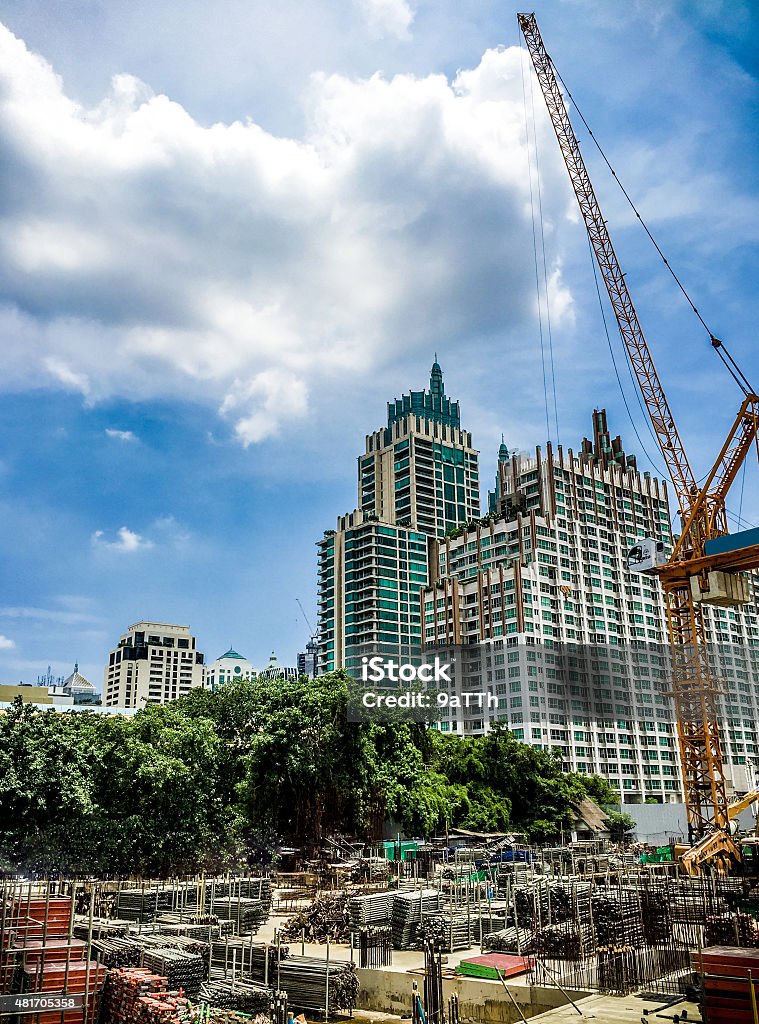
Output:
[{"xmin": 518, "ymin": 12, "xmax": 759, "ymax": 869}]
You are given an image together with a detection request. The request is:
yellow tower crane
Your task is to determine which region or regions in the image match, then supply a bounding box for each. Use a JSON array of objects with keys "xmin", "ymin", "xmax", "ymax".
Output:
[{"xmin": 518, "ymin": 12, "xmax": 759, "ymax": 873}]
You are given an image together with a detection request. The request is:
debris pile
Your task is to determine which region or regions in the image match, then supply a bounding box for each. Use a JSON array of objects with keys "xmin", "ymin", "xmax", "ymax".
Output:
[{"xmin": 280, "ymin": 891, "xmax": 350, "ymax": 943}]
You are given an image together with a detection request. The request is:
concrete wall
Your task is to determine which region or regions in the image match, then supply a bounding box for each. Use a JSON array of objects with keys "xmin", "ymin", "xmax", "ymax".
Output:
[
  {"xmin": 623, "ymin": 802, "xmax": 688, "ymax": 845},
  {"xmin": 355, "ymin": 967, "xmax": 589, "ymax": 1023},
  {"xmin": 623, "ymin": 801, "xmax": 755, "ymax": 844}
]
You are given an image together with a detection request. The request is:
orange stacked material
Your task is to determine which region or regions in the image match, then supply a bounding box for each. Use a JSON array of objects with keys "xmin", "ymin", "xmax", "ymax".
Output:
[
  {"xmin": 133, "ymin": 992, "xmax": 193, "ymax": 1023},
  {"xmin": 13, "ymin": 938, "xmax": 89, "ymax": 964},
  {"xmin": 695, "ymin": 945, "xmax": 759, "ymax": 1024},
  {"xmin": 15, "ymin": 962, "xmax": 106, "ymax": 1024},
  {"xmin": 9, "ymin": 898, "xmax": 73, "ymax": 939},
  {"xmin": 100, "ymin": 966, "xmax": 170, "ymax": 1023},
  {"xmin": 2, "ymin": 896, "xmax": 74, "ymax": 993}
]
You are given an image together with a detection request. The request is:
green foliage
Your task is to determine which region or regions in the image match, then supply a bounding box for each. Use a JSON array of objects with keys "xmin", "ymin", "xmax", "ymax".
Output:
[
  {"xmin": 0, "ymin": 676, "xmax": 611, "ymax": 875},
  {"xmin": 605, "ymin": 811, "xmax": 637, "ymax": 842}
]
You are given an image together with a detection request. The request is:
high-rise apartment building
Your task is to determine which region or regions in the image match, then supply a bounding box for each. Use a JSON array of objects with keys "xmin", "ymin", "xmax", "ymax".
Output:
[
  {"xmin": 317, "ymin": 363, "xmax": 759, "ymax": 803},
  {"xmin": 423, "ymin": 410, "xmax": 759, "ymax": 802},
  {"xmin": 318, "ymin": 362, "xmax": 477, "ymax": 675},
  {"xmin": 103, "ymin": 621, "xmax": 205, "ymax": 707},
  {"xmin": 422, "ymin": 411, "xmax": 678, "ymax": 801}
]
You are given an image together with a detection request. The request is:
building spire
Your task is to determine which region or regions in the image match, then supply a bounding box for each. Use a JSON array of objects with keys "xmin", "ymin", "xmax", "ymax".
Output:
[{"xmin": 430, "ymin": 355, "xmax": 443, "ymax": 396}]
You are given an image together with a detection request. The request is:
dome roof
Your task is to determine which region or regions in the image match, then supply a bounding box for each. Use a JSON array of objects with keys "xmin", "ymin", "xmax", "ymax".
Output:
[
  {"xmin": 218, "ymin": 647, "xmax": 246, "ymax": 661},
  {"xmin": 62, "ymin": 663, "xmax": 96, "ymax": 695}
]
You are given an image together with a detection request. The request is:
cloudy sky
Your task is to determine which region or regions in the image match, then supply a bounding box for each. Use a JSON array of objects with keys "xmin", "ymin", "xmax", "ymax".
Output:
[{"xmin": 0, "ymin": 0, "xmax": 757, "ymax": 686}]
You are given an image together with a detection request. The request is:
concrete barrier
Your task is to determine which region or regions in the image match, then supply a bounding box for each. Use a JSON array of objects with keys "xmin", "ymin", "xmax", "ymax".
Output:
[{"xmin": 355, "ymin": 966, "xmax": 590, "ymax": 1023}]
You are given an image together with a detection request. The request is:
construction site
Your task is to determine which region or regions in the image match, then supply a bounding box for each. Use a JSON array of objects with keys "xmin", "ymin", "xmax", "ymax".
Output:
[
  {"xmin": 7, "ymin": 834, "xmax": 759, "ymax": 1024},
  {"xmin": 3, "ymin": 7, "xmax": 759, "ymax": 1024}
]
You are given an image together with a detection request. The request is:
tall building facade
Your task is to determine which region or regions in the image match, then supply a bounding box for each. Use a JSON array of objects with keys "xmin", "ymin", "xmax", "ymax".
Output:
[
  {"xmin": 103, "ymin": 621, "xmax": 205, "ymax": 707},
  {"xmin": 423, "ymin": 410, "xmax": 759, "ymax": 802},
  {"xmin": 317, "ymin": 362, "xmax": 478, "ymax": 675},
  {"xmin": 358, "ymin": 359, "xmax": 480, "ymax": 535},
  {"xmin": 297, "ymin": 636, "xmax": 319, "ymax": 678}
]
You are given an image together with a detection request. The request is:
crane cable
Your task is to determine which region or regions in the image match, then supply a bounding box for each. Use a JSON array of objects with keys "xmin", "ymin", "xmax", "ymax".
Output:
[
  {"xmin": 585, "ymin": 230, "xmax": 668, "ymax": 476},
  {"xmin": 586, "ymin": 199, "xmax": 758, "ymax": 532},
  {"xmin": 549, "ymin": 63, "xmax": 756, "ymax": 398}
]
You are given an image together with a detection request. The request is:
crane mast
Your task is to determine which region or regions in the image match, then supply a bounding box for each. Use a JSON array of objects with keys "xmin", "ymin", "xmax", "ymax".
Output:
[{"xmin": 518, "ymin": 11, "xmax": 759, "ymax": 857}]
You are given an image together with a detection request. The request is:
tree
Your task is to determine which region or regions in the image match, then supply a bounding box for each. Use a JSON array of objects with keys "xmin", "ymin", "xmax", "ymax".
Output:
[{"xmin": 606, "ymin": 811, "xmax": 637, "ymax": 843}]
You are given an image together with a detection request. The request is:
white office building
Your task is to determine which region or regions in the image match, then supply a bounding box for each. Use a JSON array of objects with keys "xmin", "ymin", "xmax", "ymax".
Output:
[{"xmin": 103, "ymin": 621, "xmax": 206, "ymax": 708}]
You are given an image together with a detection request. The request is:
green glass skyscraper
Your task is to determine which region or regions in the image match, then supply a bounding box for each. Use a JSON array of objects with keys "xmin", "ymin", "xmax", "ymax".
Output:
[{"xmin": 317, "ymin": 361, "xmax": 480, "ymax": 674}]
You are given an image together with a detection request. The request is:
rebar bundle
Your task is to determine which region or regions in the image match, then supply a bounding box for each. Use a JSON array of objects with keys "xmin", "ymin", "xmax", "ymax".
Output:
[
  {"xmin": 533, "ymin": 924, "xmax": 584, "ymax": 961},
  {"xmin": 596, "ymin": 945, "xmax": 640, "ymax": 995},
  {"xmin": 352, "ymin": 926, "xmax": 393, "ymax": 968},
  {"xmin": 704, "ymin": 912, "xmax": 759, "ymax": 948},
  {"xmin": 591, "ymin": 890, "xmax": 644, "ymax": 948},
  {"xmin": 640, "ymin": 891, "xmax": 672, "ymax": 945}
]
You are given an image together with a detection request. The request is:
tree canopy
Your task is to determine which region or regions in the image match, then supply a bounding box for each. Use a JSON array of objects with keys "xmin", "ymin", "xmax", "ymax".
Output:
[{"xmin": 0, "ymin": 673, "xmax": 615, "ymax": 875}]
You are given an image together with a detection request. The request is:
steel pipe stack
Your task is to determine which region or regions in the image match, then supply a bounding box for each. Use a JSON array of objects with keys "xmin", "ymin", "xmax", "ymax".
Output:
[
  {"xmin": 199, "ymin": 978, "xmax": 271, "ymax": 1013},
  {"xmin": 391, "ymin": 890, "xmax": 441, "ymax": 949},
  {"xmin": 210, "ymin": 897, "xmax": 268, "ymax": 935},
  {"xmin": 348, "ymin": 891, "xmax": 394, "ymax": 926},
  {"xmin": 141, "ymin": 947, "xmax": 205, "ymax": 998},
  {"xmin": 274, "ymin": 954, "xmax": 359, "ymax": 1013}
]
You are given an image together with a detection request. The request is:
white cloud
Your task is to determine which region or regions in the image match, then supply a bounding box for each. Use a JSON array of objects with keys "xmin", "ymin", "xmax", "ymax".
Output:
[
  {"xmin": 92, "ymin": 526, "xmax": 154, "ymax": 552},
  {"xmin": 220, "ymin": 368, "xmax": 309, "ymax": 445},
  {"xmin": 0, "ymin": 635, "xmax": 14, "ymax": 649},
  {"xmin": 44, "ymin": 357, "xmax": 91, "ymax": 397},
  {"xmin": 355, "ymin": 0, "xmax": 414, "ymax": 40},
  {"xmin": 0, "ymin": 26, "xmax": 574, "ymax": 442},
  {"xmin": 105, "ymin": 428, "xmax": 138, "ymax": 442}
]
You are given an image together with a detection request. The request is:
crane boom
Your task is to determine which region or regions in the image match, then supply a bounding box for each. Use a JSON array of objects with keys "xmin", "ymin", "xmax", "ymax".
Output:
[
  {"xmin": 516, "ymin": 12, "xmax": 759, "ymax": 860},
  {"xmin": 516, "ymin": 13, "xmax": 697, "ymax": 514}
]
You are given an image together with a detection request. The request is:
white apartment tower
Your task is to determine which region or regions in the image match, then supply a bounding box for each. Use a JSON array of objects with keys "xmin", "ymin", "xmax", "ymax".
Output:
[
  {"xmin": 103, "ymin": 621, "xmax": 206, "ymax": 707},
  {"xmin": 423, "ymin": 410, "xmax": 759, "ymax": 802}
]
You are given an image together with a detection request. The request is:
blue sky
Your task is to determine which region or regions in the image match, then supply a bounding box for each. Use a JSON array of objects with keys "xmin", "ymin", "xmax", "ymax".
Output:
[{"xmin": 0, "ymin": 0, "xmax": 757, "ymax": 687}]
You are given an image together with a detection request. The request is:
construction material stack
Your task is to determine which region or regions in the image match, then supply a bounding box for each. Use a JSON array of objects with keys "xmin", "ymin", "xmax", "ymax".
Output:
[
  {"xmin": 1, "ymin": 893, "xmax": 106, "ymax": 1022},
  {"xmin": 695, "ymin": 946, "xmax": 759, "ymax": 1024}
]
